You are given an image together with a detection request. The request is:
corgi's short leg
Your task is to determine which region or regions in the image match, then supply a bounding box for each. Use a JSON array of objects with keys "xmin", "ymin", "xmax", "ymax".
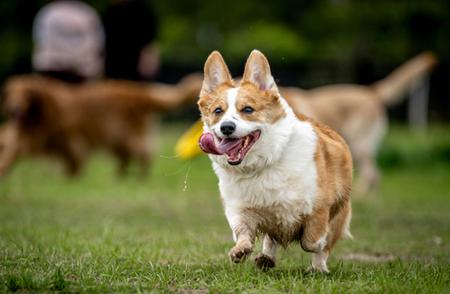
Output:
[
  {"xmin": 309, "ymin": 201, "xmax": 352, "ymax": 273},
  {"xmin": 255, "ymin": 235, "xmax": 277, "ymax": 269},
  {"xmin": 227, "ymin": 222, "xmax": 255, "ymax": 263},
  {"xmin": 228, "ymin": 230, "xmax": 254, "ymax": 263},
  {"xmin": 310, "ymin": 250, "xmax": 330, "ymax": 273},
  {"xmin": 226, "ymin": 210, "xmax": 256, "ymax": 263},
  {"xmin": 300, "ymin": 209, "xmax": 329, "ymax": 253}
]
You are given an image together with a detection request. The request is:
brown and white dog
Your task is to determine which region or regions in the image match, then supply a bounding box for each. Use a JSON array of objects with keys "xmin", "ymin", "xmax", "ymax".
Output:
[
  {"xmin": 0, "ymin": 73, "xmax": 202, "ymax": 177},
  {"xmin": 198, "ymin": 50, "xmax": 353, "ymax": 272}
]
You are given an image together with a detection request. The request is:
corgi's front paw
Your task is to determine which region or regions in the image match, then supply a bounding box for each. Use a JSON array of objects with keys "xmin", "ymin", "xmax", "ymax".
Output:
[{"xmin": 229, "ymin": 241, "xmax": 253, "ymax": 263}]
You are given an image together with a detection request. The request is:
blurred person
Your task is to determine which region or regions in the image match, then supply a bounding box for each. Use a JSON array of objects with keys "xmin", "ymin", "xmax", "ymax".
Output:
[
  {"xmin": 32, "ymin": 0, "xmax": 105, "ymax": 83},
  {"xmin": 103, "ymin": 0, "xmax": 159, "ymax": 81}
]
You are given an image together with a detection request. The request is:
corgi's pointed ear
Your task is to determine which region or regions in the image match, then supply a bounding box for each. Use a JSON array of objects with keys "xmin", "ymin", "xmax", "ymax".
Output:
[
  {"xmin": 242, "ymin": 50, "xmax": 278, "ymax": 92},
  {"xmin": 200, "ymin": 51, "xmax": 233, "ymax": 97}
]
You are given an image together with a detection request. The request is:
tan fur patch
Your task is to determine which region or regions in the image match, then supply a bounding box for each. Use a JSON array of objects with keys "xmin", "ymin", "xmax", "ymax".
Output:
[
  {"xmin": 236, "ymin": 82, "xmax": 286, "ymax": 123},
  {"xmin": 198, "ymin": 83, "xmax": 234, "ymax": 126},
  {"xmin": 298, "ymin": 119, "xmax": 353, "ymax": 253}
]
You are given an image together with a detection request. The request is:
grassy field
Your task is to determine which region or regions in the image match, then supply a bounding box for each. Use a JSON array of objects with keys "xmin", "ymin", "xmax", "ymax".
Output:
[{"xmin": 0, "ymin": 124, "xmax": 449, "ymax": 293}]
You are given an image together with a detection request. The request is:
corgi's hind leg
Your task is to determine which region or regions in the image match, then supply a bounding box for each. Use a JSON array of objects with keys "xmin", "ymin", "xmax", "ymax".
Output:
[
  {"xmin": 300, "ymin": 208, "xmax": 329, "ymax": 254},
  {"xmin": 310, "ymin": 202, "xmax": 352, "ymax": 273},
  {"xmin": 310, "ymin": 250, "xmax": 330, "ymax": 273}
]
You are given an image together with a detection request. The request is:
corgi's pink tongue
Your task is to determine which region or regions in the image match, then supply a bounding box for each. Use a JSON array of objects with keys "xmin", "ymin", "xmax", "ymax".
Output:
[
  {"xmin": 198, "ymin": 132, "xmax": 222, "ymax": 155},
  {"xmin": 198, "ymin": 133, "xmax": 243, "ymax": 157}
]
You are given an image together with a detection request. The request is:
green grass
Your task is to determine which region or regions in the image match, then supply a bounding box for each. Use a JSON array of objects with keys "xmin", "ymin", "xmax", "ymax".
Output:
[{"xmin": 0, "ymin": 124, "xmax": 449, "ymax": 293}]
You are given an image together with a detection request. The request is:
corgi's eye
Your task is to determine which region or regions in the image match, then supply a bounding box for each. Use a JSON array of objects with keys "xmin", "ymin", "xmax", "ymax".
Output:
[
  {"xmin": 241, "ymin": 106, "xmax": 254, "ymax": 114},
  {"xmin": 213, "ymin": 107, "xmax": 223, "ymax": 114}
]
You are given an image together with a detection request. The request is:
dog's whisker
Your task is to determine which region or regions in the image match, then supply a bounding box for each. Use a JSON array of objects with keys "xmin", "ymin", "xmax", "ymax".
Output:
[
  {"xmin": 161, "ymin": 160, "xmax": 190, "ymax": 177},
  {"xmin": 159, "ymin": 160, "xmax": 192, "ymax": 191},
  {"xmin": 182, "ymin": 163, "xmax": 191, "ymax": 192},
  {"xmin": 159, "ymin": 153, "xmax": 181, "ymax": 159}
]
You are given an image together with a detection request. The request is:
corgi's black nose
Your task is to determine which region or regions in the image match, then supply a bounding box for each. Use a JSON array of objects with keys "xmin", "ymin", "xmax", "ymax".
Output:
[{"xmin": 220, "ymin": 121, "xmax": 236, "ymax": 136}]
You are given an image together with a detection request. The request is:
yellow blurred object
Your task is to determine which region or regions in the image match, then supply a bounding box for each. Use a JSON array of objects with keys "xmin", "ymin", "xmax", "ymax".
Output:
[{"xmin": 175, "ymin": 119, "xmax": 204, "ymax": 160}]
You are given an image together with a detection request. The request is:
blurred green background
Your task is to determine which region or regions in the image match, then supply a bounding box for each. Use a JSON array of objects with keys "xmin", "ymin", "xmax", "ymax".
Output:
[{"xmin": 1, "ymin": 0, "xmax": 449, "ymax": 120}]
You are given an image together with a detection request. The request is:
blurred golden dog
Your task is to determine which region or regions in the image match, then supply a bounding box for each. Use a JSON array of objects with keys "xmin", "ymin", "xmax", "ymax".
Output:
[
  {"xmin": 281, "ymin": 52, "xmax": 437, "ymax": 193},
  {"xmin": 0, "ymin": 73, "xmax": 202, "ymax": 177}
]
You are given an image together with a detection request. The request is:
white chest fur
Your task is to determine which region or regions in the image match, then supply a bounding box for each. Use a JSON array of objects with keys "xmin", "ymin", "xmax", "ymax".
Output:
[{"xmin": 211, "ymin": 118, "xmax": 318, "ymax": 242}]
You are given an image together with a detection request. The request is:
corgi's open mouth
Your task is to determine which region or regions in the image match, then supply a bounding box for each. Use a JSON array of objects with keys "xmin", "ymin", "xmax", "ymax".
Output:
[{"xmin": 199, "ymin": 130, "xmax": 261, "ymax": 165}]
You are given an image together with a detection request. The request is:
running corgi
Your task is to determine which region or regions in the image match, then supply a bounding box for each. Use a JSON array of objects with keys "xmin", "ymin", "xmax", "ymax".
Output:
[{"xmin": 198, "ymin": 50, "xmax": 353, "ymax": 272}]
